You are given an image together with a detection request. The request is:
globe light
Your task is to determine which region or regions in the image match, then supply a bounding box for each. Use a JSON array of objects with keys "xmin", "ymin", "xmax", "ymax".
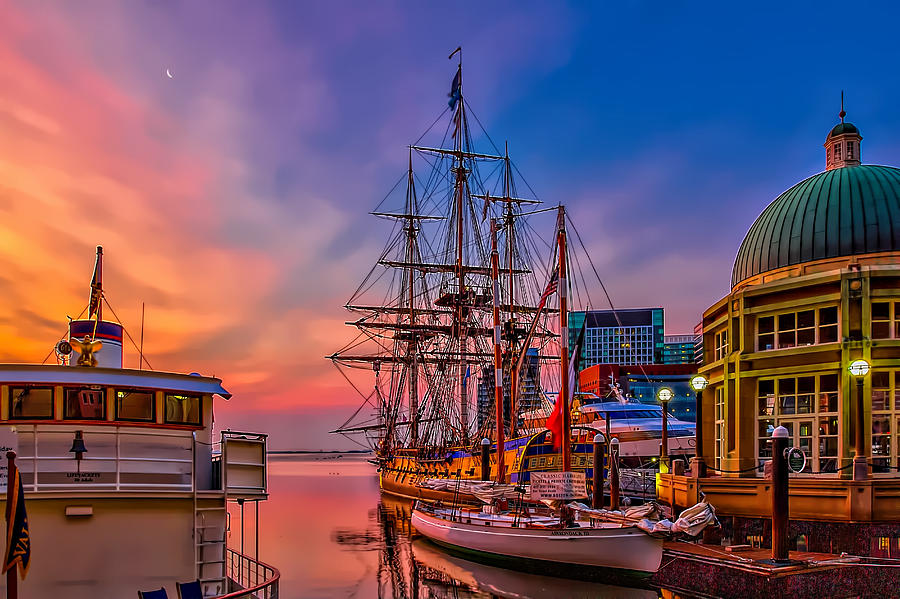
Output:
[
  {"xmin": 690, "ymin": 375, "xmax": 709, "ymax": 391},
  {"xmin": 657, "ymin": 387, "xmax": 674, "ymax": 403},
  {"xmin": 848, "ymin": 359, "xmax": 870, "ymax": 378}
]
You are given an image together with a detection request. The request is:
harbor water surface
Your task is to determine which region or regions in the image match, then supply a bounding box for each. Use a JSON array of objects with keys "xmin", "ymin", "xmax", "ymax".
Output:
[{"xmin": 231, "ymin": 453, "xmax": 692, "ymax": 599}]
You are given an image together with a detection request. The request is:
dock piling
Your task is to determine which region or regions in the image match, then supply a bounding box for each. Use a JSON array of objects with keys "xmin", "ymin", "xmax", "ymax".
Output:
[
  {"xmin": 480, "ymin": 438, "xmax": 490, "ymax": 481},
  {"xmin": 609, "ymin": 438, "xmax": 620, "ymax": 509},
  {"xmin": 592, "ymin": 434, "xmax": 605, "ymax": 509},
  {"xmin": 771, "ymin": 426, "xmax": 790, "ymax": 562}
]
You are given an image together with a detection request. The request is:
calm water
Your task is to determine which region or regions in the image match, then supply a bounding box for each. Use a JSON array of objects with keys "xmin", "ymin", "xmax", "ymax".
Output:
[{"xmin": 230, "ymin": 453, "xmax": 672, "ymax": 599}]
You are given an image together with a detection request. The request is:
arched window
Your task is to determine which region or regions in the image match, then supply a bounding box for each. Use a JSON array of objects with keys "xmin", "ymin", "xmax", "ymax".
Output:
[
  {"xmin": 847, "ymin": 141, "xmax": 854, "ymax": 159},
  {"xmin": 834, "ymin": 142, "xmax": 842, "ymax": 161}
]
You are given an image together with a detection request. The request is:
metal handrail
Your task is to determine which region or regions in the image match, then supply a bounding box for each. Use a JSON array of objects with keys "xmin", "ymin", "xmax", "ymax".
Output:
[{"xmin": 221, "ymin": 548, "xmax": 279, "ymax": 599}]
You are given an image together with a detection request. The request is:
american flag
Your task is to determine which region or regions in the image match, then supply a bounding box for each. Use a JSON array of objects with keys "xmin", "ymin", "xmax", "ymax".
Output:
[{"xmin": 537, "ymin": 268, "xmax": 559, "ymax": 310}]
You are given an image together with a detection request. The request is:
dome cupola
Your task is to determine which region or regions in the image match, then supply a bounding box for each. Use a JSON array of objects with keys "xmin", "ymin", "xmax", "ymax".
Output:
[{"xmin": 824, "ymin": 93, "xmax": 862, "ymax": 170}]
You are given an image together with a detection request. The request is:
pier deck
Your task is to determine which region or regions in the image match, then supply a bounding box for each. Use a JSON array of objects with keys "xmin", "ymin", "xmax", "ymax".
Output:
[{"xmin": 652, "ymin": 541, "xmax": 899, "ymax": 598}]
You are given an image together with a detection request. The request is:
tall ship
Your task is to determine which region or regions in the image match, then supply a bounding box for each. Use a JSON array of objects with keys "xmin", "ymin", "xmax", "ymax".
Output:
[
  {"xmin": 0, "ymin": 248, "xmax": 279, "ymax": 599},
  {"xmin": 330, "ymin": 54, "xmax": 619, "ymax": 501}
]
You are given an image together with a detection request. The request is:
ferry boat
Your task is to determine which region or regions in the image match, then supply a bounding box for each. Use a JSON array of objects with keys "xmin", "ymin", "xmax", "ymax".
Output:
[{"xmin": 0, "ymin": 248, "xmax": 278, "ymax": 598}]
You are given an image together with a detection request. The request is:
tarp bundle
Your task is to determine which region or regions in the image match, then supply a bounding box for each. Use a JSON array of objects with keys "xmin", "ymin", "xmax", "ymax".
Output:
[
  {"xmin": 420, "ymin": 479, "xmax": 525, "ymax": 503},
  {"xmin": 568, "ymin": 500, "xmax": 718, "ymax": 538}
]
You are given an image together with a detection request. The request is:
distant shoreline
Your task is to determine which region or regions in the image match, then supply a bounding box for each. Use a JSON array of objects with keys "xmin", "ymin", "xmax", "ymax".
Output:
[{"xmin": 266, "ymin": 449, "xmax": 372, "ymax": 455}]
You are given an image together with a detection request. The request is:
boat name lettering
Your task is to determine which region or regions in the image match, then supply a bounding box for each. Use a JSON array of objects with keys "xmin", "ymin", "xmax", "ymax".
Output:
[
  {"xmin": 550, "ymin": 530, "xmax": 589, "ymax": 536},
  {"xmin": 66, "ymin": 472, "xmax": 101, "ymax": 482}
]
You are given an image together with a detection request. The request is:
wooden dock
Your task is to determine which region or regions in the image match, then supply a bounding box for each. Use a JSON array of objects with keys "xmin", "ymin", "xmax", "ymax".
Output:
[{"xmin": 651, "ymin": 541, "xmax": 899, "ymax": 598}]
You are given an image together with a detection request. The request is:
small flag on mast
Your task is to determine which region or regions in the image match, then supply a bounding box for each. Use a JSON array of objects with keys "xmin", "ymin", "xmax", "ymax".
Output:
[
  {"xmin": 537, "ymin": 268, "xmax": 559, "ymax": 310},
  {"xmin": 88, "ymin": 246, "xmax": 103, "ymax": 319},
  {"xmin": 3, "ymin": 462, "xmax": 31, "ymax": 580},
  {"xmin": 448, "ymin": 66, "xmax": 462, "ymax": 111}
]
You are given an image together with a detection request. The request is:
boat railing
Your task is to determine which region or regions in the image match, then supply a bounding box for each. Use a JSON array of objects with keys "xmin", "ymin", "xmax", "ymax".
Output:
[
  {"xmin": 16, "ymin": 424, "xmax": 196, "ymax": 492},
  {"xmin": 221, "ymin": 548, "xmax": 280, "ymax": 599}
]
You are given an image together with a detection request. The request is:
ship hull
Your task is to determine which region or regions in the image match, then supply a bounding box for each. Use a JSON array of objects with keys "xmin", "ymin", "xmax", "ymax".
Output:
[{"xmin": 377, "ymin": 431, "xmax": 598, "ymax": 503}]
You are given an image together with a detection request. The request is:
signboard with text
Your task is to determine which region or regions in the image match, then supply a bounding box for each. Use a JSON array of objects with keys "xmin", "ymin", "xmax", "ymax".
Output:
[{"xmin": 530, "ymin": 471, "xmax": 587, "ymax": 501}]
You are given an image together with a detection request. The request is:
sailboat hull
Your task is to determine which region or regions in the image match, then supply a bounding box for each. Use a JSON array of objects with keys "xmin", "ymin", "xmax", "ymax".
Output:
[{"xmin": 411, "ymin": 509, "xmax": 663, "ymax": 575}]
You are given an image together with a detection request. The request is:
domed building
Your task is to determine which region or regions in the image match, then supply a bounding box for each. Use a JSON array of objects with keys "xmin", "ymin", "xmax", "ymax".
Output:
[{"xmin": 659, "ymin": 110, "xmax": 900, "ymax": 556}]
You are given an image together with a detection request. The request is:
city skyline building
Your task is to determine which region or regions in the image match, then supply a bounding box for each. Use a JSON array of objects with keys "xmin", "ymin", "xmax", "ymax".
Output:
[{"xmin": 662, "ymin": 334, "xmax": 699, "ymax": 364}]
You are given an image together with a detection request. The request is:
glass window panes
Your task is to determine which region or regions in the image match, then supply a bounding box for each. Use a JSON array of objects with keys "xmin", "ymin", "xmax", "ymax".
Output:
[
  {"xmin": 758, "ymin": 316, "xmax": 775, "ymax": 350},
  {"xmin": 758, "ymin": 306, "xmax": 840, "ymax": 351},
  {"xmin": 819, "ymin": 307, "xmax": 838, "ymax": 343},
  {"xmin": 64, "ymin": 387, "xmax": 106, "ymax": 420},
  {"xmin": 873, "ymin": 371, "xmax": 891, "ymax": 411},
  {"xmin": 116, "ymin": 389, "xmax": 155, "ymax": 421},
  {"xmin": 10, "ymin": 386, "xmax": 53, "ymax": 419},
  {"xmin": 758, "ymin": 380, "xmax": 775, "ymax": 416},
  {"xmin": 165, "ymin": 394, "xmax": 201, "ymax": 425},
  {"xmin": 819, "ymin": 374, "xmax": 838, "ymax": 413}
]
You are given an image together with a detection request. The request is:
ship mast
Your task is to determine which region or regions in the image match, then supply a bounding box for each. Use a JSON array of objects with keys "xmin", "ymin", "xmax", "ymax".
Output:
[
  {"xmin": 452, "ymin": 51, "xmax": 469, "ymax": 445},
  {"xmin": 404, "ymin": 150, "xmax": 419, "ymax": 445},
  {"xmin": 557, "ymin": 205, "xmax": 572, "ymax": 472},
  {"xmin": 503, "ymin": 144, "xmax": 519, "ymax": 439},
  {"xmin": 490, "ymin": 219, "xmax": 505, "ymax": 481}
]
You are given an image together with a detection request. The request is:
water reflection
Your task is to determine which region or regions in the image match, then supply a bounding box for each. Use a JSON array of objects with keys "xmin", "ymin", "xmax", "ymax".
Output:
[{"xmin": 326, "ymin": 456, "xmax": 660, "ymax": 599}]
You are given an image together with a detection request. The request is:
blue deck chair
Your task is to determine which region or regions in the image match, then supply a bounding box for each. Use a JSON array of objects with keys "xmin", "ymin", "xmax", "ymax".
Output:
[
  {"xmin": 176, "ymin": 580, "xmax": 203, "ymax": 599},
  {"xmin": 137, "ymin": 589, "xmax": 168, "ymax": 599}
]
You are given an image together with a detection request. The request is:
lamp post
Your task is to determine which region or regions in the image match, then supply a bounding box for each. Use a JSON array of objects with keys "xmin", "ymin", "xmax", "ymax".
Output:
[
  {"xmin": 690, "ymin": 375, "xmax": 708, "ymax": 478},
  {"xmin": 657, "ymin": 387, "xmax": 674, "ymax": 473},
  {"xmin": 849, "ymin": 359, "xmax": 870, "ymax": 481}
]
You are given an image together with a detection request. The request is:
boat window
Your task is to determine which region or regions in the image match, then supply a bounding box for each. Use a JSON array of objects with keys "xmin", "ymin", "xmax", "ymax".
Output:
[
  {"xmin": 64, "ymin": 387, "xmax": 107, "ymax": 420},
  {"xmin": 165, "ymin": 393, "xmax": 201, "ymax": 425},
  {"xmin": 116, "ymin": 389, "xmax": 155, "ymax": 421},
  {"xmin": 10, "ymin": 386, "xmax": 54, "ymax": 419}
]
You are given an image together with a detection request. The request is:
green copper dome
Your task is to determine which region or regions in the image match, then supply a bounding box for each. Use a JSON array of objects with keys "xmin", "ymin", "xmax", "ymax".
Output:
[{"xmin": 732, "ymin": 165, "xmax": 900, "ymax": 287}]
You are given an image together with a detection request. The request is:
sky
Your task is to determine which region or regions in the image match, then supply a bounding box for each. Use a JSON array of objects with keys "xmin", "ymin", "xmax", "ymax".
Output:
[{"xmin": 2, "ymin": 0, "xmax": 899, "ymax": 449}]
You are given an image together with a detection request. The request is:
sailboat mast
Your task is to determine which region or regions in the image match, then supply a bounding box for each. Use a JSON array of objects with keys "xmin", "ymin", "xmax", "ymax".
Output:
[
  {"xmin": 490, "ymin": 219, "xmax": 505, "ymax": 482},
  {"xmin": 557, "ymin": 206, "xmax": 572, "ymax": 473},
  {"xmin": 405, "ymin": 150, "xmax": 419, "ymax": 445}
]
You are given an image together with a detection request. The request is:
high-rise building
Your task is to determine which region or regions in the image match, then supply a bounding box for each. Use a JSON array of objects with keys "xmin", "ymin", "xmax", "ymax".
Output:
[
  {"xmin": 662, "ymin": 334, "xmax": 699, "ymax": 364},
  {"xmin": 569, "ymin": 308, "xmax": 664, "ymax": 368}
]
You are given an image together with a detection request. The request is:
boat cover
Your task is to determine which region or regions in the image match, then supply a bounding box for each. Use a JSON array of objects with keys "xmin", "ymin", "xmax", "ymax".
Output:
[
  {"xmin": 420, "ymin": 479, "xmax": 525, "ymax": 503},
  {"xmin": 568, "ymin": 500, "xmax": 718, "ymax": 538}
]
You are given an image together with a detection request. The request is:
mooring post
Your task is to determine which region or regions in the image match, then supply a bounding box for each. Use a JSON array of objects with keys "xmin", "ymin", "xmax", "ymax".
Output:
[
  {"xmin": 480, "ymin": 438, "xmax": 491, "ymax": 481},
  {"xmin": 609, "ymin": 438, "xmax": 620, "ymax": 510},
  {"xmin": 771, "ymin": 425, "xmax": 790, "ymax": 562},
  {"xmin": 592, "ymin": 433, "xmax": 606, "ymax": 509}
]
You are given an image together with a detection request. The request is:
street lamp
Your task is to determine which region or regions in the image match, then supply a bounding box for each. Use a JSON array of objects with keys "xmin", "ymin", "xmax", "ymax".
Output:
[
  {"xmin": 657, "ymin": 387, "xmax": 674, "ymax": 472},
  {"xmin": 849, "ymin": 359, "xmax": 870, "ymax": 481},
  {"xmin": 690, "ymin": 375, "xmax": 709, "ymax": 477}
]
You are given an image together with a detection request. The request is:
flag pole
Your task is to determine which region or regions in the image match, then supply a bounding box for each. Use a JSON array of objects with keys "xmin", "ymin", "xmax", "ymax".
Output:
[{"xmin": 6, "ymin": 451, "xmax": 17, "ymax": 599}]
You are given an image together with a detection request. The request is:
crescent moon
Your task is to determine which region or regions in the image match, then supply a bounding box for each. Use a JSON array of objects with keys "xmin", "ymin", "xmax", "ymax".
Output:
[{"xmin": 166, "ymin": 68, "xmax": 173, "ymax": 79}]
